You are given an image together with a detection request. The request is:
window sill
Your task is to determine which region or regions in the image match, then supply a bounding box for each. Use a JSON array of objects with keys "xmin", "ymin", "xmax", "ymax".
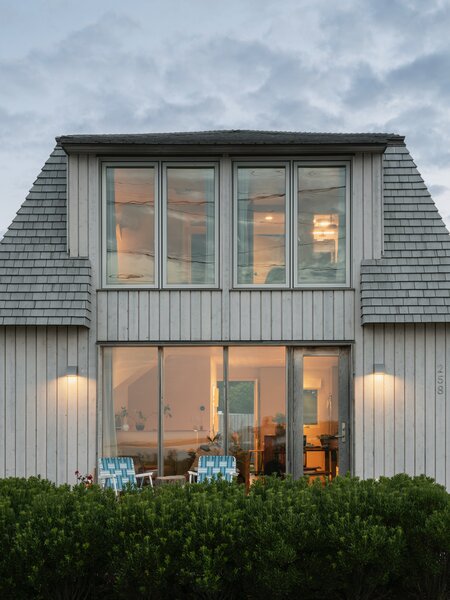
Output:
[{"xmin": 97, "ymin": 287, "xmax": 223, "ymax": 292}]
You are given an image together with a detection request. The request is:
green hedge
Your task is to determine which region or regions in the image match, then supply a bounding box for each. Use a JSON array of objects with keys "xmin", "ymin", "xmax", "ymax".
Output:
[{"xmin": 0, "ymin": 474, "xmax": 448, "ymax": 599}]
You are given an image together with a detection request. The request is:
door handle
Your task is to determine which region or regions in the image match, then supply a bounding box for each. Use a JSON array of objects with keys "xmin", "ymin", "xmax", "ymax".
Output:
[{"xmin": 335, "ymin": 422, "xmax": 346, "ymax": 443}]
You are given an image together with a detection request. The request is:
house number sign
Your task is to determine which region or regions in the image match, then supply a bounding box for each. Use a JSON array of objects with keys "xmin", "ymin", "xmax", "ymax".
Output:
[{"xmin": 437, "ymin": 364, "xmax": 445, "ymax": 396}]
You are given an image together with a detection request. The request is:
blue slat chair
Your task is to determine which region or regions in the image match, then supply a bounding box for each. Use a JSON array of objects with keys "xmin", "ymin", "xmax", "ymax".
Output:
[
  {"xmin": 188, "ymin": 455, "xmax": 237, "ymax": 483},
  {"xmin": 98, "ymin": 457, "xmax": 155, "ymax": 496}
]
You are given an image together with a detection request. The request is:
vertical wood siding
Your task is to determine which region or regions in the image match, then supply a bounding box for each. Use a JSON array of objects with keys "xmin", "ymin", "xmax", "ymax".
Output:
[
  {"xmin": 1, "ymin": 322, "xmax": 447, "ymax": 487},
  {"xmin": 68, "ymin": 153, "xmax": 90, "ymax": 257},
  {"xmin": 353, "ymin": 322, "xmax": 450, "ymax": 488},
  {"xmin": 6, "ymin": 149, "xmax": 448, "ymax": 489},
  {"xmin": 96, "ymin": 289, "xmax": 355, "ymax": 342},
  {"xmin": 0, "ymin": 327, "xmax": 97, "ymax": 484}
]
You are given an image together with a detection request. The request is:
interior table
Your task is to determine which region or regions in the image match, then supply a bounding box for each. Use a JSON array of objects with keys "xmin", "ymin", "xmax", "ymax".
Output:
[{"xmin": 303, "ymin": 445, "xmax": 337, "ymax": 478}]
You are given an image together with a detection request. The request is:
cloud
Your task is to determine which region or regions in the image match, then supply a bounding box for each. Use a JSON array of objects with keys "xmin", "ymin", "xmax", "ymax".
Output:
[
  {"xmin": 429, "ymin": 184, "xmax": 449, "ymax": 197},
  {"xmin": 0, "ymin": 2, "xmax": 449, "ymax": 231}
]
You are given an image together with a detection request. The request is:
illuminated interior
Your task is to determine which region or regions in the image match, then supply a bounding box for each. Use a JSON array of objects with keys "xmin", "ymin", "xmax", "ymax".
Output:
[
  {"xmin": 236, "ymin": 167, "xmax": 287, "ymax": 285},
  {"xmin": 303, "ymin": 355, "xmax": 340, "ymax": 478},
  {"xmin": 297, "ymin": 166, "xmax": 346, "ymax": 284},
  {"xmin": 106, "ymin": 167, "xmax": 155, "ymax": 284},
  {"xmin": 103, "ymin": 347, "xmax": 343, "ymax": 482},
  {"xmin": 312, "ymin": 213, "xmax": 340, "ymax": 262}
]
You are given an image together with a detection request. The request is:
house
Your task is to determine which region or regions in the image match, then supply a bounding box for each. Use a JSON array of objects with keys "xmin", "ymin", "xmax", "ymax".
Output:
[{"xmin": 0, "ymin": 130, "xmax": 449, "ymax": 488}]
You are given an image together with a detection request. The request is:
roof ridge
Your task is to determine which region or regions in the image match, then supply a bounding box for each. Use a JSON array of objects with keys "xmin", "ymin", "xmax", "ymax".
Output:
[{"xmin": 56, "ymin": 130, "xmax": 405, "ymax": 145}]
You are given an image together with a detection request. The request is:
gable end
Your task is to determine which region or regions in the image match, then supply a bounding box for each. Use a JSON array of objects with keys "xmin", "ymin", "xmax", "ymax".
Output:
[{"xmin": 0, "ymin": 146, "xmax": 91, "ymax": 327}]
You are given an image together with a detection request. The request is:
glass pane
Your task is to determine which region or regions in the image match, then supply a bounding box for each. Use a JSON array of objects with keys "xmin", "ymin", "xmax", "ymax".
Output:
[
  {"xmin": 163, "ymin": 347, "xmax": 223, "ymax": 475},
  {"xmin": 297, "ymin": 166, "xmax": 346, "ymax": 284},
  {"xmin": 237, "ymin": 167, "xmax": 287, "ymax": 285},
  {"xmin": 106, "ymin": 167, "xmax": 155, "ymax": 284},
  {"xmin": 303, "ymin": 355, "xmax": 339, "ymax": 479},
  {"xmin": 166, "ymin": 167, "xmax": 216, "ymax": 285},
  {"xmin": 103, "ymin": 347, "xmax": 159, "ymax": 474},
  {"xmin": 227, "ymin": 347, "xmax": 286, "ymax": 486}
]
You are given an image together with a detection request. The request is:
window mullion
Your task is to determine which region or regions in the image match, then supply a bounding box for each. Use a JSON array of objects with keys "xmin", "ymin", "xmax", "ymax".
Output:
[{"xmin": 223, "ymin": 346, "xmax": 229, "ymax": 455}]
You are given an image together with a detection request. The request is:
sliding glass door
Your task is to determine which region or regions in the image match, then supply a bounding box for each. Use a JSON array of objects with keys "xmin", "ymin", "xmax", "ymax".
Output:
[
  {"xmin": 102, "ymin": 346, "xmax": 349, "ymax": 480},
  {"xmin": 291, "ymin": 347, "xmax": 350, "ymax": 479},
  {"xmin": 163, "ymin": 347, "xmax": 223, "ymax": 475},
  {"xmin": 227, "ymin": 347, "xmax": 287, "ymax": 482}
]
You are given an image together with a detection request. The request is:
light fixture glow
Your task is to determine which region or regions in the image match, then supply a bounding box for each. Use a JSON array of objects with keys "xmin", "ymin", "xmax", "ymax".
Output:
[{"xmin": 265, "ymin": 215, "xmax": 273, "ymax": 221}]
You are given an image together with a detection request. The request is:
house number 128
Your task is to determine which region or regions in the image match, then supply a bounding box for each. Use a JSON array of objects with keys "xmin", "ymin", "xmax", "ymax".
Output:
[{"xmin": 437, "ymin": 364, "xmax": 445, "ymax": 395}]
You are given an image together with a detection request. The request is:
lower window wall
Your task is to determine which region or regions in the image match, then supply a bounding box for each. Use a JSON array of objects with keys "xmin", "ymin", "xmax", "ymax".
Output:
[{"xmin": 103, "ymin": 345, "xmax": 341, "ymax": 481}]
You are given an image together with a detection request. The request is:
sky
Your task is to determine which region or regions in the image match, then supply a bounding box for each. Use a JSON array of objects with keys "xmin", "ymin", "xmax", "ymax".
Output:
[{"xmin": 0, "ymin": 0, "xmax": 450, "ymax": 234}]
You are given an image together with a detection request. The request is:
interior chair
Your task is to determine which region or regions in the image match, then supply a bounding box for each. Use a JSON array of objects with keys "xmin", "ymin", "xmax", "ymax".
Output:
[
  {"xmin": 98, "ymin": 456, "xmax": 155, "ymax": 496},
  {"xmin": 264, "ymin": 266, "xmax": 285, "ymax": 284},
  {"xmin": 188, "ymin": 455, "xmax": 237, "ymax": 483}
]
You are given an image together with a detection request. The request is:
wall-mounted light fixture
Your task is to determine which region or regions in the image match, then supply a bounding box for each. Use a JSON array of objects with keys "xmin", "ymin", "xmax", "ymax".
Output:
[
  {"xmin": 67, "ymin": 365, "xmax": 78, "ymax": 378},
  {"xmin": 373, "ymin": 363, "xmax": 385, "ymax": 374}
]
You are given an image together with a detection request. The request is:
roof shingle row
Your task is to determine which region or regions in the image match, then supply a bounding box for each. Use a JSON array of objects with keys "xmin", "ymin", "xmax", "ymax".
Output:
[
  {"xmin": 361, "ymin": 145, "xmax": 450, "ymax": 324},
  {"xmin": 0, "ymin": 146, "xmax": 91, "ymax": 327}
]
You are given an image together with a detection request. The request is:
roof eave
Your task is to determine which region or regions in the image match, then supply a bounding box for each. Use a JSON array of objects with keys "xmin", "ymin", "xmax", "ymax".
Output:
[{"xmin": 58, "ymin": 141, "xmax": 392, "ymax": 156}]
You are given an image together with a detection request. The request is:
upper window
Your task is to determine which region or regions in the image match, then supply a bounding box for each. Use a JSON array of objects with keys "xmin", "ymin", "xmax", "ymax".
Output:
[
  {"xmin": 164, "ymin": 166, "xmax": 217, "ymax": 286},
  {"xmin": 234, "ymin": 161, "xmax": 349, "ymax": 287},
  {"xmin": 105, "ymin": 165, "xmax": 157, "ymax": 285},
  {"xmin": 295, "ymin": 165, "xmax": 347, "ymax": 285},
  {"xmin": 235, "ymin": 165, "xmax": 288, "ymax": 286},
  {"xmin": 103, "ymin": 163, "xmax": 218, "ymax": 288},
  {"xmin": 103, "ymin": 160, "xmax": 348, "ymax": 289}
]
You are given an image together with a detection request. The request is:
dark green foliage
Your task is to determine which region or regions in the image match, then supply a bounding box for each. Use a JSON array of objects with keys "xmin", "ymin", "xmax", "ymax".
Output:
[{"xmin": 0, "ymin": 475, "xmax": 448, "ymax": 599}]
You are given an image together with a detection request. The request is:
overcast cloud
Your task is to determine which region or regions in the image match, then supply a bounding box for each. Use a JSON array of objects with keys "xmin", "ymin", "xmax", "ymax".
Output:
[{"xmin": 0, "ymin": 0, "xmax": 449, "ymax": 233}]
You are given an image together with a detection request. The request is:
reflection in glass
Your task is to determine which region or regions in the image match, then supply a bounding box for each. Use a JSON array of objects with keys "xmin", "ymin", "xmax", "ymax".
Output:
[
  {"xmin": 163, "ymin": 347, "xmax": 223, "ymax": 475},
  {"xmin": 227, "ymin": 347, "xmax": 286, "ymax": 485},
  {"xmin": 106, "ymin": 167, "xmax": 155, "ymax": 284},
  {"xmin": 166, "ymin": 167, "xmax": 216, "ymax": 285},
  {"xmin": 103, "ymin": 347, "xmax": 159, "ymax": 473},
  {"xmin": 303, "ymin": 356, "xmax": 339, "ymax": 479},
  {"xmin": 237, "ymin": 167, "xmax": 287, "ymax": 285},
  {"xmin": 297, "ymin": 166, "xmax": 346, "ymax": 284}
]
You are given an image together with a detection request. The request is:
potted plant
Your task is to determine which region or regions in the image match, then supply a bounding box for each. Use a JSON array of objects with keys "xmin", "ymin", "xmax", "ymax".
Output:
[
  {"xmin": 119, "ymin": 406, "xmax": 129, "ymax": 431},
  {"xmin": 273, "ymin": 412, "xmax": 286, "ymax": 437},
  {"xmin": 229, "ymin": 431, "xmax": 250, "ymax": 488},
  {"xmin": 135, "ymin": 410, "xmax": 147, "ymax": 431},
  {"xmin": 115, "ymin": 406, "xmax": 129, "ymax": 430}
]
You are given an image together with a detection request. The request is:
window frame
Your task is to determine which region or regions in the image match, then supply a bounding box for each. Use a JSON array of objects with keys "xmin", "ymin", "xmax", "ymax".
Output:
[
  {"xmin": 162, "ymin": 161, "xmax": 220, "ymax": 289},
  {"xmin": 232, "ymin": 160, "xmax": 291, "ymax": 289},
  {"xmin": 293, "ymin": 160, "xmax": 351, "ymax": 289},
  {"xmin": 101, "ymin": 160, "xmax": 160, "ymax": 289},
  {"xmin": 101, "ymin": 160, "xmax": 220, "ymax": 290}
]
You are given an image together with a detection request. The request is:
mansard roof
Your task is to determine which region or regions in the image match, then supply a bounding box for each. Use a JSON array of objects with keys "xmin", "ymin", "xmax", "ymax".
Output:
[
  {"xmin": 361, "ymin": 144, "xmax": 450, "ymax": 323},
  {"xmin": 0, "ymin": 131, "xmax": 448, "ymax": 327},
  {"xmin": 0, "ymin": 146, "xmax": 91, "ymax": 327}
]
